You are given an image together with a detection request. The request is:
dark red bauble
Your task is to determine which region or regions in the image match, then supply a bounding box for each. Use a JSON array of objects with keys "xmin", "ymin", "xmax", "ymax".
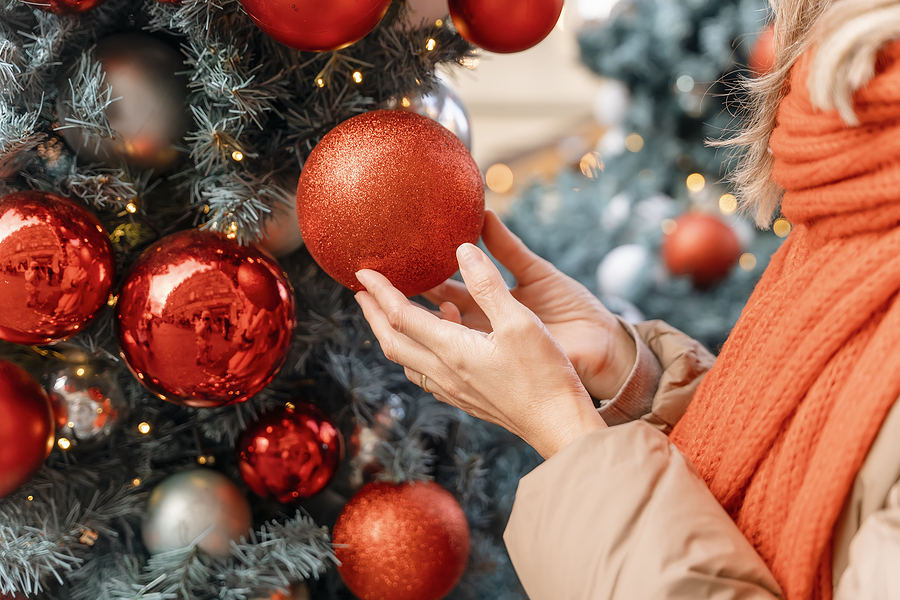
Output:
[
  {"xmin": 0, "ymin": 360, "xmax": 55, "ymax": 498},
  {"xmin": 34, "ymin": 0, "xmax": 106, "ymax": 14},
  {"xmin": 449, "ymin": 0, "xmax": 563, "ymax": 54},
  {"xmin": 662, "ymin": 213, "xmax": 742, "ymax": 287},
  {"xmin": 240, "ymin": 0, "xmax": 392, "ymax": 52},
  {"xmin": 115, "ymin": 230, "xmax": 296, "ymax": 408},
  {"xmin": 297, "ymin": 110, "xmax": 484, "ymax": 297},
  {"xmin": 333, "ymin": 481, "xmax": 470, "ymax": 600},
  {"xmin": 749, "ymin": 23, "xmax": 776, "ymax": 77},
  {"xmin": 238, "ymin": 403, "xmax": 342, "ymax": 502},
  {"xmin": 0, "ymin": 191, "xmax": 115, "ymax": 345}
]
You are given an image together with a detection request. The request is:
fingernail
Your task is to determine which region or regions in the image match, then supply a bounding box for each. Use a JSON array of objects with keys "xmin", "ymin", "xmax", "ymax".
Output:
[
  {"xmin": 355, "ymin": 270, "xmax": 372, "ymax": 287},
  {"xmin": 457, "ymin": 244, "xmax": 480, "ymax": 269}
]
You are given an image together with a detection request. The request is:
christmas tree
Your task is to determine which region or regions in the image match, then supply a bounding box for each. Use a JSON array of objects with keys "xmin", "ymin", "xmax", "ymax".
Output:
[
  {"xmin": 502, "ymin": 0, "xmax": 785, "ymax": 351},
  {"xmin": 0, "ymin": 0, "xmax": 779, "ymax": 599}
]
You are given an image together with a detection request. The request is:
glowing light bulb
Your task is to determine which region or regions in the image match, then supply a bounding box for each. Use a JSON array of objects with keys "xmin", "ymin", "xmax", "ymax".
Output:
[
  {"xmin": 485, "ymin": 164, "xmax": 514, "ymax": 194},
  {"xmin": 686, "ymin": 173, "xmax": 706, "ymax": 192},
  {"xmin": 719, "ymin": 193, "xmax": 737, "ymax": 214},
  {"xmin": 625, "ymin": 133, "xmax": 644, "ymax": 152}
]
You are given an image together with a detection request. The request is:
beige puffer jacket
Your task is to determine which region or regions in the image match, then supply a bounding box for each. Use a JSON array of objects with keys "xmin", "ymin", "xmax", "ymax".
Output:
[{"xmin": 504, "ymin": 320, "xmax": 900, "ymax": 599}]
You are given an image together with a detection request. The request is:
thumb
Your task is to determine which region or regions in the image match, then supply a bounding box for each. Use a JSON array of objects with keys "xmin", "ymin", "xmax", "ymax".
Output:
[
  {"xmin": 482, "ymin": 209, "xmax": 556, "ymax": 286},
  {"xmin": 457, "ymin": 243, "xmax": 522, "ymax": 328}
]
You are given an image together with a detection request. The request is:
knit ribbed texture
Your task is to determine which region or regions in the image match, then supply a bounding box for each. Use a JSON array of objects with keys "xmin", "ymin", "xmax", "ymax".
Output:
[{"xmin": 670, "ymin": 40, "xmax": 900, "ymax": 600}]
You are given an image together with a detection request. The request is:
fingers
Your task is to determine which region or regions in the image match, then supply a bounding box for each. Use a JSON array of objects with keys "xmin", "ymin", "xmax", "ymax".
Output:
[
  {"xmin": 403, "ymin": 366, "xmax": 448, "ymax": 397},
  {"xmin": 482, "ymin": 209, "xmax": 557, "ymax": 287},
  {"xmin": 356, "ymin": 269, "xmax": 474, "ymax": 358},
  {"xmin": 439, "ymin": 302, "xmax": 462, "ymax": 325},
  {"xmin": 456, "ymin": 243, "xmax": 525, "ymax": 331}
]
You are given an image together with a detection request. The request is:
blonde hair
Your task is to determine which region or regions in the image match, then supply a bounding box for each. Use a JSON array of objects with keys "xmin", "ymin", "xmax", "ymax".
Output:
[{"xmin": 725, "ymin": 0, "xmax": 900, "ymax": 227}]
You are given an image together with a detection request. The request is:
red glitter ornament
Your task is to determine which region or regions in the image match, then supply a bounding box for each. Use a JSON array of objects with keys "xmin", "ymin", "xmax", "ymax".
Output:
[
  {"xmin": 449, "ymin": 0, "xmax": 563, "ymax": 54},
  {"xmin": 0, "ymin": 360, "xmax": 55, "ymax": 498},
  {"xmin": 333, "ymin": 481, "xmax": 470, "ymax": 600},
  {"xmin": 297, "ymin": 110, "xmax": 484, "ymax": 297},
  {"xmin": 0, "ymin": 191, "xmax": 115, "ymax": 345},
  {"xmin": 33, "ymin": 0, "xmax": 106, "ymax": 14},
  {"xmin": 662, "ymin": 213, "xmax": 742, "ymax": 288},
  {"xmin": 115, "ymin": 230, "xmax": 296, "ymax": 408},
  {"xmin": 240, "ymin": 0, "xmax": 392, "ymax": 52},
  {"xmin": 749, "ymin": 23, "xmax": 776, "ymax": 77},
  {"xmin": 237, "ymin": 403, "xmax": 343, "ymax": 503}
]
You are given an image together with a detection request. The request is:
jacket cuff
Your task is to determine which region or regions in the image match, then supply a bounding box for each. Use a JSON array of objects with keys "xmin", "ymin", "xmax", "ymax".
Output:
[{"xmin": 596, "ymin": 317, "xmax": 663, "ymax": 426}]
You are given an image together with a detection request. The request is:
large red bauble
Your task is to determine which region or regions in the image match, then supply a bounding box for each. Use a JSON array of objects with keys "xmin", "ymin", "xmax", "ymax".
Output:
[
  {"xmin": 34, "ymin": 0, "xmax": 106, "ymax": 14},
  {"xmin": 449, "ymin": 0, "xmax": 563, "ymax": 54},
  {"xmin": 115, "ymin": 230, "xmax": 296, "ymax": 408},
  {"xmin": 0, "ymin": 360, "xmax": 55, "ymax": 498},
  {"xmin": 240, "ymin": 0, "xmax": 392, "ymax": 52},
  {"xmin": 333, "ymin": 481, "xmax": 470, "ymax": 600},
  {"xmin": 749, "ymin": 23, "xmax": 776, "ymax": 77},
  {"xmin": 0, "ymin": 191, "xmax": 115, "ymax": 345},
  {"xmin": 297, "ymin": 110, "xmax": 484, "ymax": 297},
  {"xmin": 238, "ymin": 403, "xmax": 343, "ymax": 503},
  {"xmin": 662, "ymin": 213, "xmax": 742, "ymax": 287}
]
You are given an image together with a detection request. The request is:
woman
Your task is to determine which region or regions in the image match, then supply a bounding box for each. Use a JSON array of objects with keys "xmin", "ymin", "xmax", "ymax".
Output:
[{"xmin": 355, "ymin": 0, "xmax": 900, "ymax": 597}]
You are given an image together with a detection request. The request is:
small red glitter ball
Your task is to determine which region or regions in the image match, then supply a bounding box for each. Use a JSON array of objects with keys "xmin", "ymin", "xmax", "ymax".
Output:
[
  {"xmin": 0, "ymin": 191, "xmax": 115, "ymax": 345},
  {"xmin": 115, "ymin": 230, "xmax": 296, "ymax": 408},
  {"xmin": 240, "ymin": 0, "xmax": 392, "ymax": 52},
  {"xmin": 34, "ymin": 0, "xmax": 106, "ymax": 14},
  {"xmin": 749, "ymin": 23, "xmax": 776, "ymax": 77},
  {"xmin": 662, "ymin": 213, "xmax": 742, "ymax": 287},
  {"xmin": 237, "ymin": 403, "xmax": 343, "ymax": 503},
  {"xmin": 449, "ymin": 0, "xmax": 564, "ymax": 54},
  {"xmin": 333, "ymin": 481, "xmax": 470, "ymax": 600},
  {"xmin": 297, "ymin": 110, "xmax": 484, "ymax": 297},
  {"xmin": 0, "ymin": 360, "xmax": 54, "ymax": 499}
]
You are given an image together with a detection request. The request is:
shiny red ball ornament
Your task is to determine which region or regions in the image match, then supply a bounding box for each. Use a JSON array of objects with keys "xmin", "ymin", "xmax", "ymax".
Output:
[
  {"xmin": 238, "ymin": 403, "xmax": 342, "ymax": 503},
  {"xmin": 297, "ymin": 110, "xmax": 484, "ymax": 297},
  {"xmin": 662, "ymin": 213, "xmax": 742, "ymax": 288},
  {"xmin": 115, "ymin": 230, "xmax": 296, "ymax": 408},
  {"xmin": 0, "ymin": 360, "xmax": 55, "ymax": 498},
  {"xmin": 34, "ymin": 0, "xmax": 106, "ymax": 14},
  {"xmin": 240, "ymin": 0, "xmax": 392, "ymax": 52},
  {"xmin": 333, "ymin": 481, "xmax": 470, "ymax": 600},
  {"xmin": 0, "ymin": 191, "xmax": 115, "ymax": 345},
  {"xmin": 449, "ymin": 0, "xmax": 563, "ymax": 53},
  {"xmin": 749, "ymin": 23, "xmax": 776, "ymax": 77}
]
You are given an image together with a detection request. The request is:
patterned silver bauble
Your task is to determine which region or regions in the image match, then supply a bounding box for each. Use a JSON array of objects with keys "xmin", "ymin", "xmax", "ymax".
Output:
[
  {"xmin": 331, "ymin": 395, "xmax": 404, "ymax": 498},
  {"xmin": 258, "ymin": 177, "xmax": 304, "ymax": 258},
  {"xmin": 58, "ymin": 33, "xmax": 190, "ymax": 172},
  {"xmin": 385, "ymin": 78, "xmax": 472, "ymax": 150},
  {"xmin": 142, "ymin": 469, "xmax": 252, "ymax": 557},
  {"xmin": 45, "ymin": 356, "xmax": 126, "ymax": 449}
]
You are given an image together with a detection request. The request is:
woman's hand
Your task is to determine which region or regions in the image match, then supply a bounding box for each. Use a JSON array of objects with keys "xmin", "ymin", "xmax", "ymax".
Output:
[
  {"xmin": 355, "ymin": 244, "xmax": 607, "ymax": 459},
  {"xmin": 423, "ymin": 210, "xmax": 636, "ymax": 401}
]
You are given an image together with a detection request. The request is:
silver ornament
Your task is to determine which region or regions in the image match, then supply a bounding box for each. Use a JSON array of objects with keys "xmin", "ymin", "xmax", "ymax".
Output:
[
  {"xmin": 58, "ymin": 33, "xmax": 190, "ymax": 172},
  {"xmin": 45, "ymin": 357, "xmax": 126, "ymax": 449},
  {"xmin": 597, "ymin": 244, "xmax": 652, "ymax": 302},
  {"xmin": 142, "ymin": 469, "xmax": 252, "ymax": 558},
  {"xmin": 258, "ymin": 177, "xmax": 304, "ymax": 258},
  {"xmin": 385, "ymin": 78, "xmax": 472, "ymax": 150},
  {"xmin": 330, "ymin": 396, "xmax": 404, "ymax": 498}
]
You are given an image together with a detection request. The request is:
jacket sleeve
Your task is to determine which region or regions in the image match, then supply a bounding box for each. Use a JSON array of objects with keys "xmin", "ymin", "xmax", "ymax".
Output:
[
  {"xmin": 598, "ymin": 319, "xmax": 716, "ymax": 433},
  {"xmin": 835, "ymin": 480, "xmax": 900, "ymax": 599},
  {"xmin": 504, "ymin": 421, "xmax": 782, "ymax": 600}
]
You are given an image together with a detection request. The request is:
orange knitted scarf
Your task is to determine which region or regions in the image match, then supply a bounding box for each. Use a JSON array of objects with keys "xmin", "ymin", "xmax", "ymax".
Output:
[{"xmin": 670, "ymin": 40, "xmax": 900, "ymax": 600}]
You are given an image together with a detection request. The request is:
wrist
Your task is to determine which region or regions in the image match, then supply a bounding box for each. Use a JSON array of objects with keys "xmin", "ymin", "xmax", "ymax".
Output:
[
  {"xmin": 584, "ymin": 321, "xmax": 638, "ymax": 400},
  {"xmin": 535, "ymin": 392, "xmax": 607, "ymax": 459}
]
